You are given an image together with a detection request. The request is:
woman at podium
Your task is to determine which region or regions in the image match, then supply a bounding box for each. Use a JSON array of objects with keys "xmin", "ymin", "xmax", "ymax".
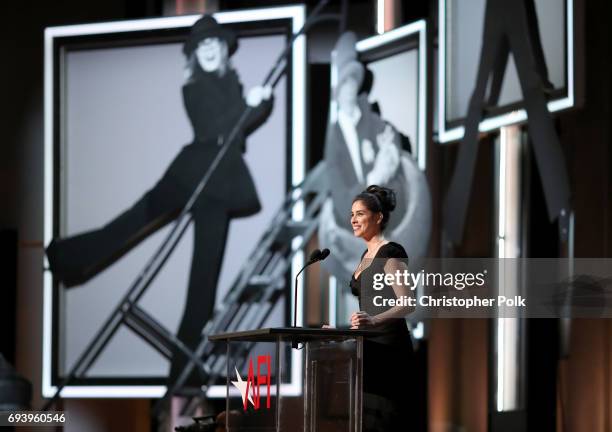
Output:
[{"xmin": 348, "ymin": 185, "xmax": 423, "ymax": 431}]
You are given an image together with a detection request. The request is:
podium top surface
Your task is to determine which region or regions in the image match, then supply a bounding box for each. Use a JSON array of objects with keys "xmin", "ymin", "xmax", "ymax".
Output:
[{"xmin": 208, "ymin": 327, "xmax": 384, "ymax": 342}]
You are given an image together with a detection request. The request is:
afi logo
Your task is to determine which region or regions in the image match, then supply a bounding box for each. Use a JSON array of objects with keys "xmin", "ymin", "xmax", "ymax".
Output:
[{"xmin": 231, "ymin": 354, "xmax": 271, "ymax": 411}]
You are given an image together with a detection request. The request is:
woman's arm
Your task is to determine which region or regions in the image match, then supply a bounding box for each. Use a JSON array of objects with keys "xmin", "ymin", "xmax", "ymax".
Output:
[{"xmin": 243, "ymin": 86, "xmax": 274, "ymax": 136}]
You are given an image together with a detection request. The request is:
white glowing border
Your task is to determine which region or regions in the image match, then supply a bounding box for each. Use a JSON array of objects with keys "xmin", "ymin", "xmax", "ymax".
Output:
[
  {"xmin": 43, "ymin": 5, "xmax": 306, "ymax": 399},
  {"xmin": 437, "ymin": 0, "xmax": 575, "ymax": 143},
  {"xmin": 356, "ymin": 19, "xmax": 427, "ymax": 170}
]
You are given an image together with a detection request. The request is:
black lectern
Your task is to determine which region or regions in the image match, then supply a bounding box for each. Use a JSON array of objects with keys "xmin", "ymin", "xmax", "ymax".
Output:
[{"xmin": 209, "ymin": 327, "xmax": 379, "ymax": 432}]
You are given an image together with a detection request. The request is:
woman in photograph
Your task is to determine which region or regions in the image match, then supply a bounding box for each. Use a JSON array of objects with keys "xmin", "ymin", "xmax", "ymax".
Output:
[
  {"xmin": 45, "ymin": 15, "xmax": 273, "ymax": 385},
  {"xmin": 347, "ymin": 184, "xmax": 423, "ymax": 431}
]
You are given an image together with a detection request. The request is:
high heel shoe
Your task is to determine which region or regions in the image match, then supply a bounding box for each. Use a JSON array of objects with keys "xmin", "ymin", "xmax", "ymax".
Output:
[{"xmin": 45, "ymin": 238, "xmax": 94, "ymax": 288}]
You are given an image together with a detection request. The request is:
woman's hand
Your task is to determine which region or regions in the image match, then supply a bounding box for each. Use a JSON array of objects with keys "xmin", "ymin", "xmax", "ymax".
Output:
[
  {"xmin": 247, "ymin": 85, "xmax": 273, "ymax": 107},
  {"xmin": 350, "ymin": 311, "xmax": 378, "ymax": 329},
  {"xmin": 366, "ymin": 126, "xmax": 400, "ymax": 185},
  {"xmin": 322, "ymin": 324, "xmax": 334, "ymax": 329},
  {"xmin": 376, "ymin": 124, "xmax": 395, "ymax": 148}
]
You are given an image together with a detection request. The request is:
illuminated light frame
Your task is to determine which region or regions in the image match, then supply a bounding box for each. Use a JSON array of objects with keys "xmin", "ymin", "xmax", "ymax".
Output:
[
  {"xmin": 437, "ymin": 0, "xmax": 575, "ymax": 143},
  {"xmin": 376, "ymin": 0, "xmax": 385, "ymax": 35},
  {"xmin": 43, "ymin": 5, "xmax": 306, "ymax": 399},
  {"xmin": 495, "ymin": 126, "xmax": 523, "ymax": 412},
  {"xmin": 356, "ymin": 19, "xmax": 428, "ymax": 170}
]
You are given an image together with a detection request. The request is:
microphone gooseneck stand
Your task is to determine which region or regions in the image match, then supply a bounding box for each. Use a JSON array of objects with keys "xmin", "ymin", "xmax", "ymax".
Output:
[
  {"xmin": 292, "ymin": 248, "xmax": 330, "ymax": 328},
  {"xmin": 292, "ymin": 248, "xmax": 329, "ymax": 349}
]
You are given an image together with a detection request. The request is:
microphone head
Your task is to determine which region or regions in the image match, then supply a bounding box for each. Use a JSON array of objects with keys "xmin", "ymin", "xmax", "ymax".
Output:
[
  {"xmin": 320, "ymin": 248, "xmax": 330, "ymax": 260},
  {"xmin": 308, "ymin": 249, "xmax": 322, "ymax": 262}
]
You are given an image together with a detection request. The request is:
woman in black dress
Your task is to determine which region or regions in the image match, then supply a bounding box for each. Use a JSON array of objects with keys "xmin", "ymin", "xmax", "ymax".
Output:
[{"xmin": 348, "ymin": 185, "xmax": 423, "ymax": 431}]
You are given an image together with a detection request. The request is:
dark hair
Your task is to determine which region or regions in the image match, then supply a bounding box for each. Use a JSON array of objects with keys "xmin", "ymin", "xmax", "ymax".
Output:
[{"xmin": 352, "ymin": 185, "xmax": 397, "ymax": 231}]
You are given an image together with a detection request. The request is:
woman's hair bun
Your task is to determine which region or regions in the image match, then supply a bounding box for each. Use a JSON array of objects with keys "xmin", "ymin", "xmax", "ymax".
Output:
[{"xmin": 366, "ymin": 185, "xmax": 396, "ymax": 213}]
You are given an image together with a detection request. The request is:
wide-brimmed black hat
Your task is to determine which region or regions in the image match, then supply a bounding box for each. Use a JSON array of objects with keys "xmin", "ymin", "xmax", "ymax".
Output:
[{"xmin": 183, "ymin": 15, "xmax": 237, "ymax": 56}]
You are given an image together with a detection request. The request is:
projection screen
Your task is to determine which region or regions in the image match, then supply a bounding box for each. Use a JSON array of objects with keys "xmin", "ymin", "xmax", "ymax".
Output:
[{"xmin": 438, "ymin": 0, "xmax": 577, "ymax": 143}]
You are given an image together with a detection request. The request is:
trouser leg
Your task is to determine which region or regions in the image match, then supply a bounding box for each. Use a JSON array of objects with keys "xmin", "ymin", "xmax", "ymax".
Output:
[
  {"xmin": 443, "ymin": 0, "xmax": 506, "ymax": 243},
  {"xmin": 507, "ymin": 2, "xmax": 571, "ymax": 220},
  {"xmin": 46, "ymin": 163, "xmax": 185, "ymax": 287},
  {"xmin": 523, "ymin": 0, "xmax": 553, "ymax": 87},
  {"xmin": 168, "ymin": 199, "xmax": 230, "ymax": 386}
]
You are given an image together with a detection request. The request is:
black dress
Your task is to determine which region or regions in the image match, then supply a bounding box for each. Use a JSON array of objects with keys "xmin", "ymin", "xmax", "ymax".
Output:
[{"xmin": 350, "ymin": 242, "xmax": 417, "ymax": 431}]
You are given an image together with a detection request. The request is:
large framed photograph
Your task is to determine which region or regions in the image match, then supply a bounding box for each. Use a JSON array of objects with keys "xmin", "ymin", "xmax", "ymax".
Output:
[
  {"xmin": 43, "ymin": 6, "xmax": 306, "ymax": 398},
  {"xmin": 319, "ymin": 21, "xmax": 431, "ymax": 326},
  {"xmin": 437, "ymin": 0, "xmax": 578, "ymax": 143},
  {"xmin": 356, "ymin": 20, "xmax": 427, "ymax": 170}
]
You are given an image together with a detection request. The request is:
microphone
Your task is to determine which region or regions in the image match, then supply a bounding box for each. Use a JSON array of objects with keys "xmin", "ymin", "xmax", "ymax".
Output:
[
  {"xmin": 307, "ymin": 248, "xmax": 322, "ymax": 263},
  {"xmin": 293, "ymin": 249, "xmax": 330, "ymax": 328}
]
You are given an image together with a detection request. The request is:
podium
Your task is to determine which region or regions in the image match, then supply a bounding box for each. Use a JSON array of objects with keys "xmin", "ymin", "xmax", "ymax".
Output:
[{"xmin": 209, "ymin": 327, "xmax": 380, "ymax": 432}]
